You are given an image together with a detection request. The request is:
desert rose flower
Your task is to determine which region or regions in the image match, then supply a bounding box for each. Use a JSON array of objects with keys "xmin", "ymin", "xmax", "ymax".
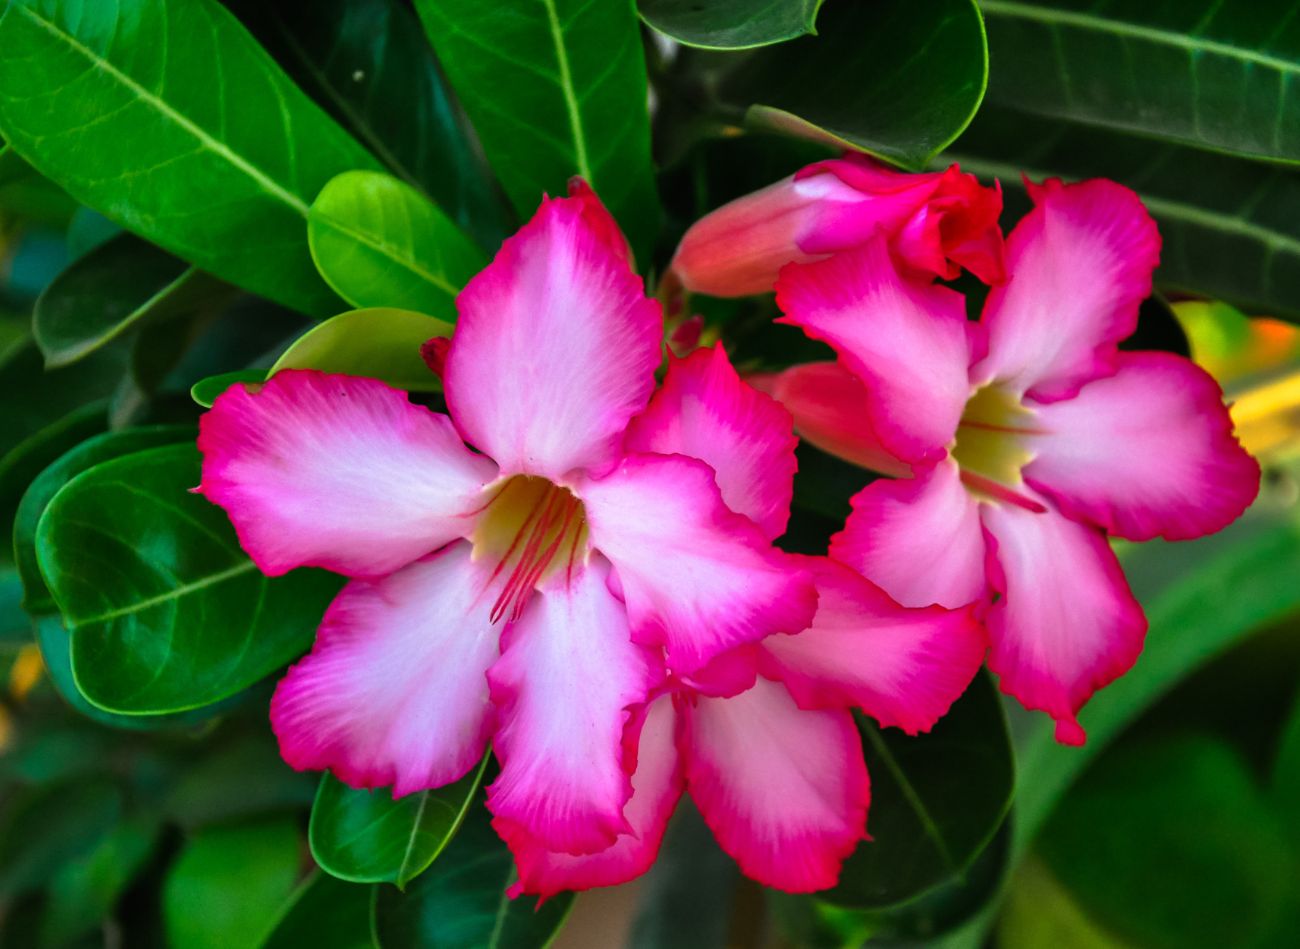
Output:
[
  {"xmin": 496, "ymin": 346, "xmax": 986, "ymax": 896},
  {"xmin": 773, "ymin": 178, "xmax": 1260, "ymax": 744},
  {"xmin": 195, "ymin": 183, "xmax": 816, "ymax": 855},
  {"xmin": 668, "ymin": 153, "xmax": 1005, "ymax": 298}
]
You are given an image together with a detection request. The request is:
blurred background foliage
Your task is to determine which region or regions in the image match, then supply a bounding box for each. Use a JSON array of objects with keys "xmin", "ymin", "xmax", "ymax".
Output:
[{"xmin": 1, "ymin": 0, "xmax": 1299, "ymax": 946}]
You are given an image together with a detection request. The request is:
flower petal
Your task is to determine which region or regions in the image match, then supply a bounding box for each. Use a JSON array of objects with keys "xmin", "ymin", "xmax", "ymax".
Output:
[
  {"xmin": 775, "ymin": 236, "xmax": 974, "ymax": 464},
  {"xmin": 760, "ymin": 557, "xmax": 986, "ymax": 734},
  {"xmin": 1023, "ymin": 351, "xmax": 1259, "ymax": 541},
  {"xmin": 757, "ymin": 361, "xmax": 912, "ymax": 477},
  {"xmin": 486, "ymin": 555, "xmax": 661, "ymax": 854},
  {"xmin": 683, "ymin": 678, "xmax": 869, "ymax": 892},
  {"xmin": 973, "ymin": 178, "xmax": 1161, "ymax": 401},
  {"xmin": 982, "ymin": 504, "xmax": 1148, "ymax": 745},
  {"xmin": 625, "ymin": 345, "xmax": 797, "ymax": 540},
  {"xmin": 444, "ymin": 185, "xmax": 661, "ymax": 480},
  {"xmin": 198, "ymin": 370, "xmax": 497, "ymax": 578},
  {"xmin": 500, "ymin": 694, "xmax": 685, "ymax": 898},
  {"xmin": 581, "ymin": 454, "xmax": 818, "ymax": 674},
  {"xmin": 830, "ymin": 460, "xmax": 986, "ymax": 609},
  {"xmin": 270, "ymin": 541, "xmax": 498, "ymax": 797}
]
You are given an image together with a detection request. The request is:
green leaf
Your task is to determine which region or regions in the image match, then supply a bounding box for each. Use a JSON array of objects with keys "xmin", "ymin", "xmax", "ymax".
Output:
[
  {"xmin": 308, "ymin": 171, "xmax": 486, "ymax": 321},
  {"xmin": 190, "ymin": 370, "xmax": 271, "ymax": 410},
  {"xmin": 716, "ymin": 0, "xmax": 988, "ymax": 169},
  {"xmin": 413, "ymin": 0, "xmax": 660, "ymax": 256},
  {"xmin": 162, "ymin": 818, "xmax": 303, "ymax": 949},
  {"xmin": 0, "ymin": 567, "xmax": 24, "ymax": 644},
  {"xmin": 639, "ymin": 0, "xmax": 823, "ymax": 49},
  {"xmin": 34, "ymin": 232, "xmax": 232, "ymax": 368},
  {"xmin": 274, "ymin": 308, "xmax": 450, "ymax": 390},
  {"xmin": 0, "ymin": 780, "xmax": 122, "ymax": 898},
  {"xmin": 372, "ymin": 804, "xmax": 573, "ymax": 949},
  {"xmin": 943, "ymin": 105, "xmax": 1300, "ymax": 321},
  {"xmin": 0, "ymin": 0, "xmax": 380, "ymax": 316},
  {"xmin": 996, "ymin": 857, "xmax": 1133, "ymax": 949},
  {"xmin": 226, "ymin": 0, "xmax": 509, "ymax": 251},
  {"xmin": 980, "ymin": 0, "xmax": 1300, "ymax": 165},
  {"xmin": 166, "ymin": 736, "xmax": 316, "ymax": 829},
  {"xmin": 35, "ymin": 444, "xmax": 342, "ymax": 714},
  {"xmin": 311, "ymin": 755, "xmax": 488, "ymax": 888},
  {"xmin": 824, "ymin": 670, "xmax": 1014, "ymax": 909},
  {"xmin": 1270, "ymin": 686, "xmax": 1300, "ymax": 851},
  {"xmin": 259, "ymin": 872, "xmax": 376, "ymax": 949}
]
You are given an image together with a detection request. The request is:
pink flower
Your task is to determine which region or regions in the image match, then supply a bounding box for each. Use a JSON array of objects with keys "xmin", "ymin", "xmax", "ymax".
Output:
[
  {"xmin": 196, "ymin": 183, "xmax": 817, "ymax": 855},
  {"xmin": 668, "ymin": 153, "xmax": 1006, "ymax": 298},
  {"xmin": 494, "ymin": 348, "xmax": 986, "ymax": 898},
  {"xmin": 772, "ymin": 177, "xmax": 1261, "ymax": 745}
]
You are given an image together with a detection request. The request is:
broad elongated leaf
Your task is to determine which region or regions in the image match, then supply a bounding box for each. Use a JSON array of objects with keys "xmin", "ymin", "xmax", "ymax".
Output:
[
  {"xmin": 0, "ymin": 401, "xmax": 105, "ymax": 547},
  {"xmin": 413, "ymin": 0, "xmax": 660, "ymax": 255},
  {"xmin": 308, "ymin": 172, "xmax": 485, "ymax": 321},
  {"xmin": 717, "ymin": 0, "xmax": 987, "ymax": 169},
  {"xmin": 271, "ymin": 307, "xmax": 450, "ymax": 390},
  {"xmin": 36, "ymin": 444, "xmax": 341, "ymax": 714},
  {"xmin": 225, "ymin": 0, "xmax": 508, "ymax": 248},
  {"xmin": 944, "ymin": 106, "xmax": 1300, "ymax": 321},
  {"xmin": 310, "ymin": 756, "xmax": 488, "ymax": 887},
  {"xmin": 639, "ymin": 0, "xmax": 823, "ymax": 49},
  {"xmin": 0, "ymin": 0, "xmax": 380, "ymax": 315},
  {"xmin": 372, "ymin": 804, "xmax": 573, "ymax": 949},
  {"xmin": 34, "ymin": 233, "xmax": 231, "ymax": 368},
  {"xmin": 980, "ymin": 0, "xmax": 1300, "ymax": 164},
  {"xmin": 259, "ymin": 872, "xmax": 376, "ymax": 949},
  {"xmin": 825, "ymin": 671, "xmax": 1014, "ymax": 909}
]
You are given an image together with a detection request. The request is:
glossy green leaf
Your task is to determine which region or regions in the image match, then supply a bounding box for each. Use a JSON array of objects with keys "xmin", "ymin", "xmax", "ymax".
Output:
[
  {"xmin": 824, "ymin": 670, "xmax": 1014, "ymax": 909},
  {"xmin": 0, "ymin": 0, "xmax": 380, "ymax": 316},
  {"xmin": 943, "ymin": 105, "xmax": 1300, "ymax": 321},
  {"xmin": 272, "ymin": 307, "xmax": 450, "ymax": 392},
  {"xmin": 981, "ymin": 0, "xmax": 1300, "ymax": 164},
  {"xmin": 308, "ymin": 172, "xmax": 485, "ymax": 321},
  {"xmin": 259, "ymin": 872, "xmax": 376, "ymax": 949},
  {"xmin": 0, "ymin": 780, "xmax": 122, "ymax": 897},
  {"xmin": 717, "ymin": 0, "xmax": 987, "ymax": 169},
  {"xmin": 639, "ymin": 0, "xmax": 823, "ymax": 49},
  {"xmin": 190, "ymin": 370, "xmax": 271, "ymax": 409},
  {"xmin": 311, "ymin": 755, "xmax": 488, "ymax": 887},
  {"xmin": 372, "ymin": 804, "xmax": 573, "ymax": 949},
  {"xmin": 0, "ymin": 567, "xmax": 24, "ymax": 644},
  {"xmin": 36, "ymin": 444, "xmax": 341, "ymax": 714},
  {"xmin": 414, "ymin": 0, "xmax": 660, "ymax": 255},
  {"xmin": 34, "ymin": 233, "xmax": 231, "ymax": 368},
  {"xmin": 163, "ymin": 818, "xmax": 303, "ymax": 949},
  {"xmin": 40, "ymin": 816, "xmax": 157, "ymax": 948}
]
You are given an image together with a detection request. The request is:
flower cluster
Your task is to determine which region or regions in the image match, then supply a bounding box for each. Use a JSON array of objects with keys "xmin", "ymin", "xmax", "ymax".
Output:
[{"xmin": 197, "ymin": 159, "xmax": 1257, "ymax": 896}]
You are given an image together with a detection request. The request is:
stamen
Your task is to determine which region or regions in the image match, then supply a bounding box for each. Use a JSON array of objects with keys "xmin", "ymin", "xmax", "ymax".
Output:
[{"xmin": 959, "ymin": 471, "xmax": 1047, "ymax": 513}]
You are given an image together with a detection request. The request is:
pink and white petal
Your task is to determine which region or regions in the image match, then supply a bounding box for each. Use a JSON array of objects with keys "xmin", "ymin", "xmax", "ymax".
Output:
[
  {"xmin": 501, "ymin": 694, "xmax": 685, "ymax": 898},
  {"xmin": 581, "ymin": 454, "xmax": 818, "ymax": 675},
  {"xmin": 760, "ymin": 557, "xmax": 986, "ymax": 733},
  {"xmin": 444, "ymin": 187, "xmax": 662, "ymax": 481},
  {"xmin": 756, "ymin": 362, "xmax": 912, "ymax": 477},
  {"xmin": 270, "ymin": 541, "xmax": 498, "ymax": 797},
  {"xmin": 198, "ymin": 370, "xmax": 497, "ymax": 578},
  {"xmin": 487, "ymin": 555, "xmax": 662, "ymax": 854},
  {"xmin": 625, "ymin": 345, "xmax": 798, "ymax": 540},
  {"xmin": 830, "ymin": 460, "xmax": 987, "ymax": 609},
  {"xmin": 973, "ymin": 178, "xmax": 1161, "ymax": 402},
  {"xmin": 775, "ymin": 237, "xmax": 974, "ymax": 464},
  {"xmin": 683, "ymin": 678, "xmax": 869, "ymax": 892},
  {"xmin": 981, "ymin": 504, "xmax": 1148, "ymax": 746},
  {"xmin": 1023, "ymin": 351, "xmax": 1260, "ymax": 542}
]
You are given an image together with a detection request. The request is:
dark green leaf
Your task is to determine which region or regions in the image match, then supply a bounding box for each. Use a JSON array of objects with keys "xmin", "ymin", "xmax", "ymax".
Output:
[
  {"xmin": 311, "ymin": 755, "xmax": 488, "ymax": 888},
  {"xmin": 995, "ymin": 857, "xmax": 1133, "ymax": 949},
  {"xmin": 0, "ymin": 780, "xmax": 122, "ymax": 898},
  {"xmin": 824, "ymin": 670, "xmax": 1014, "ymax": 909},
  {"xmin": 162, "ymin": 818, "xmax": 303, "ymax": 949},
  {"xmin": 413, "ymin": 0, "xmax": 660, "ymax": 256},
  {"xmin": 1270, "ymin": 685, "xmax": 1300, "ymax": 850},
  {"xmin": 372, "ymin": 804, "xmax": 573, "ymax": 949},
  {"xmin": 981, "ymin": 0, "xmax": 1300, "ymax": 164},
  {"xmin": 34, "ymin": 233, "xmax": 232, "ymax": 368},
  {"xmin": 944, "ymin": 105, "xmax": 1300, "ymax": 320},
  {"xmin": 308, "ymin": 172, "xmax": 486, "ymax": 320},
  {"xmin": 259, "ymin": 872, "xmax": 376, "ymax": 949},
  {"xmin": 226, "ymin": 0, "xmax": 508, "ymax": 250},
  {"xmin": 639, "ymin": 0, "xmax": 823, "ymax": 49},
  {"xmin": 717, "ymin": 0, "xmax": 987, "ymax": 169},
  {"xmin": 166, "ymin": 736, "xmax": 316, "ymax": 829},
  {"xmin": 36, "ymin": 444, "xmax": 341, "ymax": 713},
  {"xmin": 0, "ymin": 567, "xmax": 24, "ymax": 643},
  {"xmin": 0, "ymin": 0, "xmax": 380, "ymax": 315}
]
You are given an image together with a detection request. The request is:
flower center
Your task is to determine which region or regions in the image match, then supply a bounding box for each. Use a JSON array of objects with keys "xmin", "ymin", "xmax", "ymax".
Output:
[
  {"xmin": 471, "ymin": 475, "xmax": 589, "ymax": 623},
  {"xmin": 950, "ymin": 385, "xmax": 1045, "ymax": 511}
]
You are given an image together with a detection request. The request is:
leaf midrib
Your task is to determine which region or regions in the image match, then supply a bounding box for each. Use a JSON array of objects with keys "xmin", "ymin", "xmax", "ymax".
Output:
[
  {"xmin": 864, "ymin": 724, "xmax": 960, "ymax": 875},
  {"xmin": 71, "ymin": 561, "xmax": 257, "ymax": 627},
  {"xmin": 540, "ymin": 0, "xmax": 592, "ymax": 180},
  {"xmin": 312, "ymin": 211, "xmax": 460, "ymax": 297},
  {"xmin": 9, "ymin": 2, "xmax": 310, "ymax": 216}
]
